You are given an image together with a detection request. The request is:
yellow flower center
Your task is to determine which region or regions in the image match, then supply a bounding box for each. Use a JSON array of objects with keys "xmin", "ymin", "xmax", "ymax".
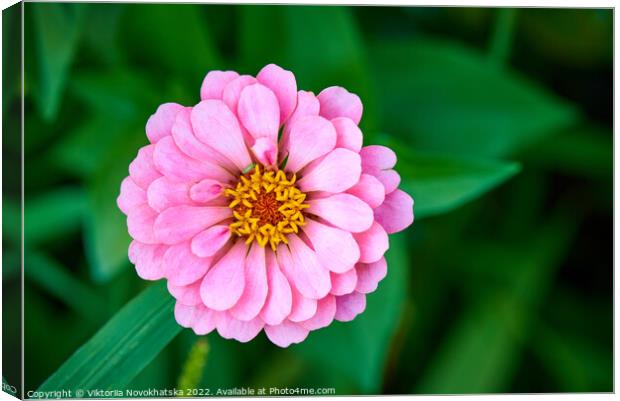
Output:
[{"xmin": 225, "ymin": 165, "xmax": 309, "ymax": 251}]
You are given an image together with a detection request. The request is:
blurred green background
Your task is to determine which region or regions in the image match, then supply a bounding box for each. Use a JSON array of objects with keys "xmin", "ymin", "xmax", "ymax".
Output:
[{"xmin": 2, "ymin": 3, "xmax": 613, "ymax": 396}]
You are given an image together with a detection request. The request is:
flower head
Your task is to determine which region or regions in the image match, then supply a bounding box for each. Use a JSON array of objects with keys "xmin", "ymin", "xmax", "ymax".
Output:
[{"xmin": 117, "ymin": 64, "xmax": 414, "ymax": 347}]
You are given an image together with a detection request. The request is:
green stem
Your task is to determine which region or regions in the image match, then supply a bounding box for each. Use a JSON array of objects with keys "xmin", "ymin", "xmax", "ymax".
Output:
[{"xmin": 177, "ymin": 338, "xmax": 210, "ymax": 395}]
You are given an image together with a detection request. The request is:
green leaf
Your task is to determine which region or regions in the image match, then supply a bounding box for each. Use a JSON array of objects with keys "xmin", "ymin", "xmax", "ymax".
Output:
[
  {"xmin": 533, "ymin": 323, "xmax": 612, "ymax": 392},
  {"xmin": 238, "ymin": 5, "xmax": 283, "ymax": 71},
  {"xmin": 523, "ymin": 124, "xmax": 612, "ymax": 180},
  {"xmin": 518, "ymin": 9, "xmax": 612, "ymax": 68},
  {"xmin": 38, "ymin": 281, "xmax": 181, "ymax": 392},
  {"xmin": 530, "ymin": 286, "xmax": 612, "ymax": 392},
  {"xmin": 488, "ymin": 8, "xmax": 518, "ymax": 66},
  {"xmin": 390, "ymin": 145, "xmax": 520, "ymax": 218},
  {"xmin": 81, "ymin": 4, "xmax": 124, "ymax": 65},
  {"xmin": 52, "ymin": 69, "xmax": 159, "ymax": 179},
  {"xmin": 127, "ymin": 341, "xmax": 173, "ymax": 391},
  {"xmin": 51, "ymin": 117, "xmax": 132, "ymax": 178},
  {"xmin": 419, "ymin": 295, "xmax": 523, "ymax": 393},
  {"xmin": 120, "ymin": 4, "xmax": 221, "ymax": 83},
  {"xmin": 239, "ymin": 6, "xmax": 376, "ymax": 130},
  {"xmin": 31, "ymin": 3, "xmax": 84, "ymax": 120},
  {"xmin": 25, "ymin": 252, "xmax": 107, "ymax": 323},
  {"xmin": 84, "ymin": 126, "xmax": 146, "ymax": 283},
  {"xmin": 293, "ymin": 232, "xmax": 409, "ymax": 393},
  {"xmin": 58, "ymin": 70, "xmax": 159, "ymax": 282},
  {"xmin": 25, "ymin": 187, "xmax": 87, "ymax": 245},
  {"xmin": 369, "ymin": 38, "xmax": 578, "ymax": 158},
  {"xmin": 70, "ymin": 70, "xmax": 159, "ymax": 122},
  {"xmin": 195, "ymin": 333, "xmax": 244, "ymax": 390},
  {"xmin": 416, "ymin": 218, "xmax": 577, "ymax": 393}
]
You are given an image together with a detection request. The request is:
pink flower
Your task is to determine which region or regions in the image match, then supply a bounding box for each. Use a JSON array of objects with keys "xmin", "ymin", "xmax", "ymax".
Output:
[{"xmin": 117, "ymin": 64, "xmax": 414, "ymax": 347}]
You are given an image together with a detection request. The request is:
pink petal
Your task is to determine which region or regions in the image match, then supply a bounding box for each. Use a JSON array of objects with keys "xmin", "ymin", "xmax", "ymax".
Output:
[
  {"xmin": 302, "ymin": 219, "xmax": 360, "ymax": 274},
  {"xmin": 200, "ymin": 70, "xmax": 239, "ymax": 100},
  {"xmin": 330, "ymin": 269, "xmax": 358, "ymax": 296},
  {"xmin": 229, "ymin": 244, "xmax": 268, "ymax": 321},
  {"xmin": 200, "ymin": 241, "xmax": 247, "ymax": 311},
  {"xmin": 222, "ymin": 75, "xmax": 257, "ymax": 115},
  {"xmin": 332, "ymin": 117, "xmax": 363, "ymax": 152},
  {"xmin": 374, "ymin": 189, "xmax": 414, "ymax": 234},
  {"xmin": 127, "ymin": 203, "xmax": 158, "ymax": 244},
  {"xmin": 300, "ymin": 295, "xmax": 336, "ymax": 331},
  {"xmin": 128, "ymin": 241, "xmax": 166, "ymax": 280},
  {"xmin": 117, "ymin": 177, "xmax": 146, "ymax": 215},
  {"xmin": 375, "ymin": 169, "xmax": 401, "ymax": 195},
  {"xmin": 189, "ymin": 179, "xmax": 226, "ymax": 203},
  {"xmin": 260, "ymin": 251, "xmax": 292, "ymax": 325},
  {"xmin": 354, "ymin": 221, "xmax": 389, "ymax": 264},
  {"xmin": 307, "ymin": 193, "xmax": 373, "ymax": 233},
  {"xmin": 154, "ymin": 205, "xmax": 230, "ymax": 245},
  {"xmin": 172, "ymin": 107, "xmax": 237, "ymax": 172},
  {"xmin": 317, "ymin": 86, "xmax": 363, "ymax": 125},
  {"xmin": 238, "ymin": 83, "xmax": 280, "ymax": 143},
  {"xmin": 191, "ymin": 225, "xmax": 231, "ymax": 258},
  {"xmin": 264, "ymin": 320, "xmax": 309, "ymax": 348},
  {"xmin": 277, "ymin": 236, "xmax": 331, "ymax": 299},
  {"xmin": 174, "ymin": 302, "xmax": 199, "ymax": 328},
  {"xmin": 162, "ymin": 242, "xmax": 212, "ymax": 286},
  {"xmin": 346, "ymin": 173, "xmax": 385, "ymax": 209},
  {"xmin": 146, "ymin": 103, "xmax": 184, "ymax": 143},
  {"xmin": 288, "ymin": 285, "xmax": 317, "ymax": 322},
  {"xmin": 146, "ymin": 176, "xmax": 192, "ymax": 213},
  {"xmin": 356, "ymin": 257, "xmax": 387, "ymax": 294},
  {"xmin": 154, "ymin": 136, "xmax": 233, "ymax": 183},
  {"xmin": 191, "ymin": 99, "xmax": 252, "ymax": 171},
  {"xmin": 251, "ymin": 137, "xmax": 278, "ymax": 167},
  {"xmin": 168, "ymin": 280, "xmax": 203, "ymax": 306},
  {"xmin": 216, "ymin": 313, "xmax": 264, "ymax": 343},
  {"xmin": 298, "ymin": 148, "xmax": 361, "ymax": 193},
  {"xmin": 128, "ymin": 145, "xmax": 161, "ymax": 190},
  {"xmin": 193, "ymin": 306, "xmax": 221, "ymax": 335},
  {"xmin": 257, "ymin": 64, "xmax": 297, "ymax": 124},
  {"xmin": 360, "ymin": 145, "xmax": 397, "ymax": 173},
  {"xmin": 282, "ymin": 90, "xmax": 320, "ymax": 142},
  {"xmin": 285, "ymin": 115, "xmax": 337, "ymax": 173},
  {"xmin": 334, "ymin": 291, "xmax": 366, "ymax": 322},
  {"xmin": 175, "ymin": 304, "xmax": 220, "ymax": 335}
]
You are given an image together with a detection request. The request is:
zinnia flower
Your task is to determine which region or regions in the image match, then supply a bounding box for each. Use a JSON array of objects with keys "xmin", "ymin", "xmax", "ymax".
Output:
[{"xmin": 117, "ymin": 64, "xmax": 414, "ymax": 347}]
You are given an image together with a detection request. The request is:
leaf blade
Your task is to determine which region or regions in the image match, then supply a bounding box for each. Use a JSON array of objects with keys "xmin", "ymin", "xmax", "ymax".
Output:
[
  {"xmin": 416, "ymin": 218, "xmax": 577, "ymax": 393},
  {"xmin": 369, "ymin": 38, "xmax": 578, "ymax": 157},
  {"xmin": 25, "ymin": 253, "xmax": 107, "ymax": 323},
  {"xmin": 37, "ymin": 281, "xmax": 181, "ymax": 392},
  {"xmin": 31, "ymin": 3, "xmax": 83, "ymax": 120},
  {"xmin": 25, "ymin": 187, "xmax": 87, "ymax": 245},
  {"xmin": 390, "ymin": 145, "xmax": 520, "ymax": 218},
  {"xmin": 120, "ymin": 4, "xmax": 221, "ymax": 82}
]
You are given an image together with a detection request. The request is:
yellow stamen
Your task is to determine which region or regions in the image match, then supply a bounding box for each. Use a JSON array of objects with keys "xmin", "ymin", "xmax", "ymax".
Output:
[{"xmin": 225, "ymin": 165, "xmax": 309, "ymax": 251}]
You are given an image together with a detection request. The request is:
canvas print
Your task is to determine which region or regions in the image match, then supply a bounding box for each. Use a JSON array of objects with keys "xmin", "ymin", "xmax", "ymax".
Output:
[{"xmin": 2, "ymin": 2, "xmax": 613, "ymax": 398}]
